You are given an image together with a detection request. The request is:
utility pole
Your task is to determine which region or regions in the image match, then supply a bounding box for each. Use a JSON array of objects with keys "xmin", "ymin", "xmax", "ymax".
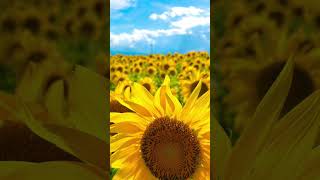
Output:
[{"xmin": 150, "ymin": 42, "xmax": 153, "ymax": 54}]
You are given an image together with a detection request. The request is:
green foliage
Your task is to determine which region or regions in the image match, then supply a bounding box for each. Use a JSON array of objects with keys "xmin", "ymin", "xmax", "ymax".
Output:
[
  {"xmin": 110, "ymin": 168, "xmax": 118, "ymax": 179},
  {"xmin": 0, "ymin": 64, "xmax": 16, "ymax": 93}
]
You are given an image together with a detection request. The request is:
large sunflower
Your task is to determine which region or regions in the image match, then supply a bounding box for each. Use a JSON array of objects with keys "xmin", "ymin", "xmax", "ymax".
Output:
[
  {"xmin": 214, "ymin": 60, "xmax": 320, "ymax": 180},
  {"xmin": 222, "ymin": 27, "xmax": 320, "ymax": 132},
  {"xmin": 110, "ymin": 76, "xmax": 210, "ymax": 179}
]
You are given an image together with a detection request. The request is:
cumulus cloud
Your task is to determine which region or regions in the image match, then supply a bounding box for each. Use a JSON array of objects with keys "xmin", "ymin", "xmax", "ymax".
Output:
[
  {"xmin": 111, "ymin": 0, "xmax": 135, "ymax": 10},
  {"xmin": 111, "ymin": 6, "xmax": 209, "ymax": 48},
  {"xmin": 111, "ymin": 28, "xmax": 189, "ymax": 47},
  {"xmin": 149, "ymin": 6, "xmax": 206, "ymax": 20}
]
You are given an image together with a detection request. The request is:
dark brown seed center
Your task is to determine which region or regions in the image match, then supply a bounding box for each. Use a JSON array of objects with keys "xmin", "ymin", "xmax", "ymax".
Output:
[{"xmin": 140, "ymin": 117, "xmax": 201, "ymax": 179}]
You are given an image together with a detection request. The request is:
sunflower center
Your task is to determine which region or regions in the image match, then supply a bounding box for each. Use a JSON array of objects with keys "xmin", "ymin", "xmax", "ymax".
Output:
[
  {"xmin": 80, "ymin": 21, "xmax": 95, "ymax": 37},
  {"xmin": 148, "ymin": 68, "xmax": 154, "ymax": 74},
  {"xmin": 0, "ymin": 121, "xmax": 79, "ymax": 162},
  {"xmin": 140, "ymin": 117, "xmax": 201, "ymax": 179},
  {"xmin": 164, "ymin": 64, "xmax": 170, "ymax": 70},
  {"xmin": 256, "ymin": 61, "xmax": 315, "ymax": 116},
  {"xmin": 169, "ymin": 70, "xmax": 176, "ymax": 76},
  {"xmin": 23, "ymin": 17, "xmax": 40, "ymax": 34},
  {"xmin": 190, "ymin": 81, "xmax": 208, "ymax": 97},
  {"xmin": 2, "ymin": 17, "xmax": 17, "ymax": 32}
]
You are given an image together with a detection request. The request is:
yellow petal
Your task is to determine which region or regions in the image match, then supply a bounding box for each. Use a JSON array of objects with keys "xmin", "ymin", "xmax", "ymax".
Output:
[
  {"xmin": 123, "ymin": 100, "xmax": 153, "ymax": 117},
  {"xmin": 110, "ymin": 136, "xmax": 139, "ymax": 152},
  {"xmin": 110, "ymin": 112, "xmax": 151, "ymax": 126},
  {"xmin": 44, "ymin": 80, "xmax": 67, "ymax": 126},
  {"xmin": 130, "ymin": 83, "xmax": 161, "ymax": 117},
  {"xmin": 213, "ymin": 118, "xmax": 231, "ymax": 180},
  {"xmin": 110, "ymin": 122, "xmax": 144, "ymax": 134},
  {"xmin": 297, "ymin": 146, "xmax": 320, "ymax": 180},
  {"xmin": 223, "ymin": 59, "xmax": 294, "ymax": 180},
  {"xmin": 153, "ymin": 86, "xmax": 165, "ymax": 117},
  {"xmin": 111, "ymin": 145, "xmax": 138, "ymax": 168},
  {"xmin": 246, "ymin": 90, "xmax": 320, "ymax": 180},
  {"xmin": 66, "ymin": 65, "xmax": 107, "ymax": 141},
  {"xmin": 16, "ymin": 103, "xmax": 108, "ymax": 170},
  {"xmin": 180, "ymin": 80, "xmax": 202, "ymax": 119},
  {"xmin": 164, "ymin": 81, "xmax": 182, "ymax": 116}
]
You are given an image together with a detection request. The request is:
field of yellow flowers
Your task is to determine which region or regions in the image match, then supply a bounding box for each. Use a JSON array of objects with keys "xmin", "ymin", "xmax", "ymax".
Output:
[
  {"xmin": 0, "ymin": 0, "xmax": 106, "ymax": 93},
  {"xmin": 110, "ymin": 52, "xmax": 210, "ymax": 105}
]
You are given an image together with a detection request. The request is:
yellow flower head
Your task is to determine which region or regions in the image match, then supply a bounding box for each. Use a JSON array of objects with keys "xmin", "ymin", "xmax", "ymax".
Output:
[{"xmin": 111, "ymin": 76, "xmax": 210, "ymax": 179}]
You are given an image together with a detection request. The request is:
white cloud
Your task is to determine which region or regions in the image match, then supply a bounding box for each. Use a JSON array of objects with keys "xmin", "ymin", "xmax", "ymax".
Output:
[
  {"xmin": 149, "ymin": 6, "xmax": 206, "ymax": 20},
  {"xmin": 170, "ymin": 16, "xmax": 210, "ymax": 30},
  {"xmin": 111, "ymin": 6, "xmax": 209, "ymax": 48},
  {"xmin": 111, "ymin": 0, "xmax": 135, "ymax": 10},
  {"xmin": 111, "ymin": 28, "xmax": 188, "ymax": 47}
]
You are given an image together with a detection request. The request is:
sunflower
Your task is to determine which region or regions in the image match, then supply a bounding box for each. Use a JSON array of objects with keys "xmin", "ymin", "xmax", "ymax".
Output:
[
  {"xmin": 180, "ymin": 71, "xmax": 210, "ymax": 101},
  {"xmin": 114, "ymin": 73, "xmax": 128, "ymax": 85},
  {"xmin": 111, "ymin": 76, "xmax": 210, "ymax": 179},
  {"xmin": 146, "ymin": 66, "xmax": 156, "ymax": 76},
  {"xmin": 132, "ymin": 66, "xmax": 141, "ymax": 74},
  {"xmin": 168, "ymin": 67, "xmax": 177, "ymax": 76},
  {"xmin": 225, "ymin": 1, "xmax": 250, "ymax": 30},
  {"xmin": 110, "ymin": 80, "xmax": 132, "ymax": 113},
  {"xmin": 19, "ymin": 7, "xmax": 47, "ymax": 35},
  {"xmin": 89, "ymin": 0, "xmax": 105, "ymax": 20},
  {"xmin": 0, "ymin": 7, "xmax": 22, "ymax": 34},
  {"xmin": 0, "ymin": 32, "xmax": 63, "ymax": 80},
  {"xmin": 110, "ymin": 71, "xmax": 121, "ymax": 84},
  {"xmin": 222, "ymin": 28, "xmax": 320, "ymax": 132},
  {"xmin": 73, "ymin": 12, "xmax": 101, "ymax": 40},
  {"xmin": 139, "ymin": 77, "xmax": 156, "ymax": 94},
  {"xmin": 41, "ymin": 23, "xmax": 62, "ymax": 41},
  {"xmin": 60, "ymin": 14, "xmax": 77, "ymax": 37},
  {"xmin": 115, "ymin": 64, "xmax": 125, "ymax": 73},
  {"xmin": 214, "ymin": 60, "xmax": 320, "ymax": 180},
  {"xmin": 161, "ymin": 60, "xmax": 175, "ymax": 72}
]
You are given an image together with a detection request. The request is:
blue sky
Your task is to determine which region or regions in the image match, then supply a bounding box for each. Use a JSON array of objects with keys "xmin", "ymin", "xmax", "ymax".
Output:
[{"xmin": 110, "ymin": 0, "xmax": 210, "ymax": 55}]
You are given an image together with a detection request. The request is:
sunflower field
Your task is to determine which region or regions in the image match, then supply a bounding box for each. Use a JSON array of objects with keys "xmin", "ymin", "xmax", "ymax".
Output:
[
  {"xmin": 0, "ymin": 0, "xmax": 107, "ymax": 93},
  {"xmin": 110, "ymin": 52, "xmax": 210, "ymax": 179},
  {"xmin": 110, "ymin": 52, "xmax": 210, "ymax": 105}
]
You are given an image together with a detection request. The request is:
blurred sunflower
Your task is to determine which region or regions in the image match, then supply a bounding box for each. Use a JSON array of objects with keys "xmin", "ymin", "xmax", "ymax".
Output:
[
  {"xmin": 73, "ymin": 12, "xmax": 101, "ymax": 40},
  {"xmin": 111, "ymin": 76, "xmax": 210, "ymax": 179},
  {"xmin": 139, "ymin": 77, "xmax": 156, "ymax": 94},
  {"xmin": 168, "ymin": 67, "xmax": 177, "ymax": 76},
  {"xmin": 110, "ymin": 80, "xmax": 132, "ymax": 113},
  {"xmin": 214, "ymin": 60, "xmax": 320, "ymax": 180},
  {"xmin": 222, "ymin": 28, "xmax": 320, "ymax": 132},
  {"xmin": 146, "ymin": 66, "xmax": 157, "ymax": 76}
]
